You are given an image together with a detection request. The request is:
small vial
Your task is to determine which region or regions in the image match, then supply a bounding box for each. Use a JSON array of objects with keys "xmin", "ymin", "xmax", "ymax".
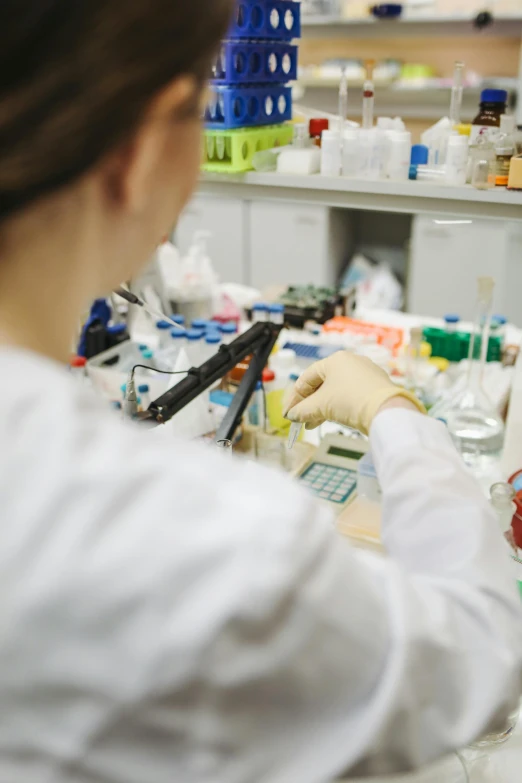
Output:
[
  {"xmin": 472, "ymin": 158, "xmax": 495, "ymax": 190},
  {"xmin": 203, "ymin": 332, "xmax": 222, "ymax": 362},
  {"xmin": 156, "ymin": 320, "xmax": 172, "ymax": 350},
  {"xmin": 70, "ymin": 355, "xmax": 87, "ymax": 380},
  {"xmin": 492, "ymin": 314, "xmax": 507, "ymax": 340},
  {"xmin": 490, "ymin": 482, "xmax": 516, "ymax": 534},
  {"xmin": 252, "ymin": 303, "xmax": 268, "ymax": 323},
  {"xmin": 186, "ymin": 329, "xmax": 204, "ymax": 365},
  {"xmin": 268, "ymin": 304, "xmax": 285, "ymax": 326},
  {"xmin": 219, "ymin": 322, "xmax": 238, "ymax": 344},
  {"xmin": 141, "ymin": 349, "xmax": 158, "ymax": 373},
  {"xmin": 138, "ymin": 384, "xmax": 150, "ymax": 411},
  {"xmin": 444, "ymin": 314, "xmax": 460, "ymax": 333},
  {"xmin": 287, "ymin": 422, "xmax": 303, "ymax": 451}
]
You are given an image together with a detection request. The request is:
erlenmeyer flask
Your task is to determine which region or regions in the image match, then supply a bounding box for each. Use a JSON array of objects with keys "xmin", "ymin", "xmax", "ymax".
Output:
[{"xmin": 431, "ymin": 277, "xmax": 504, "ymax": 472}]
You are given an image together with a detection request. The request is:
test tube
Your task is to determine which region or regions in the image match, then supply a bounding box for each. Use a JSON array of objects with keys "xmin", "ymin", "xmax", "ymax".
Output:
[
  {"xmin": 268, "ymin": 304, "xmax": 285, "ymax": 326},
  {"xmin": 219, "ymin": 322, "xmax": 238, "ymax": 345},
  {"xmin": 287, "ymin": 422, "xmax": 303, "ymax": 451},
  {"xmin": 362, "ymin": 60, "xmax": 375, "ymax": 131},
  {"xmin": 449, "ymin": 61, "xmax": 465, "ymax": 128}
]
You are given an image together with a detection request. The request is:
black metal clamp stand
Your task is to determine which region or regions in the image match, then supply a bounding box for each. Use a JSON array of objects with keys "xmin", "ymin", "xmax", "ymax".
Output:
[{"xmin": 147, "ymin": 322, "xmax": 282, "ymax": 444}]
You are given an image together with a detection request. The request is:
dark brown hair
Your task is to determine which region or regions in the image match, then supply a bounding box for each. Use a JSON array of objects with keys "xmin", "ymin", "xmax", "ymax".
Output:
[{"xmin": 0, "ymin": 0, "xmax": 234, "ymax": 220}]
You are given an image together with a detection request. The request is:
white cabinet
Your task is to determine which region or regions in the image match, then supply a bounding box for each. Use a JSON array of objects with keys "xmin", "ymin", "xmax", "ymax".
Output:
[
  {"xmin": 249, "ymin": 202, "xmax": 347, "ymax": 289},
  {"xmin": 175, "ymin": 195, "xmax": 246, "ymax": 284},
  {"xmin": 408, "ymin": 216, "xmax": 522, "ymax": 322}
]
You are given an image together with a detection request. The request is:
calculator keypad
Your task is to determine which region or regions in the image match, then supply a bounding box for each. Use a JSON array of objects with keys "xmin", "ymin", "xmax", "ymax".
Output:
[{"xmin": 300, "ymin": 462, "xmax": 357, "ymax": 505}]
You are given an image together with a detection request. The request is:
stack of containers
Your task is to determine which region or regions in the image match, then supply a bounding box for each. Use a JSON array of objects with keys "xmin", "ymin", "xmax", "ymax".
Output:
[{"xmin": 203, "ymin": 0, "xmax": 301, "ymax": 173}]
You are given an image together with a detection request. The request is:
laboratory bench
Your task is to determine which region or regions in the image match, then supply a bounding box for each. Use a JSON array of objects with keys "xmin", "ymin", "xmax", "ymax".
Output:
[{"xmin": 175, "ymin": 174, "xmax": 522, "ymax": 324}]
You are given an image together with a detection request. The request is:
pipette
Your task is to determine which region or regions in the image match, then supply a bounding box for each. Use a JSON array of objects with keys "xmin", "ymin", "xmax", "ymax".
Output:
[
  {"xmin": 449, "ymin": 61, "xmax": 465, "ymax": 128},
  {"xmin": 287, "ymin": 422, "xmax": 303, "ymax": 451},
  {"xmin": 362, "ymin": 60, "xmax": 375, "ymax": 131},
  {"xmin": 338, "ymin": 67, "xmax": 348, "ymax": 131},
  {"xmin": 114, "ymin": 287, "xmax": 185, "ymax": 330}
]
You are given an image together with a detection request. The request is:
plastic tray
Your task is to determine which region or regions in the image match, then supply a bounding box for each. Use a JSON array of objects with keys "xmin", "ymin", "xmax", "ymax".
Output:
[
  {"xmin": 202, "ymin": 123, "xmax": 293, "ymax": 173},
  {"xmin": 228, "ymin": 0, "xmax": 301, "ymax": 41},
  {"xmin": 212, "ymin": 40, "xmax": 298, "ymax": 84},
  {"xmin": 205, "ymin": 84, "xmax": 292, "ymax": 129}
]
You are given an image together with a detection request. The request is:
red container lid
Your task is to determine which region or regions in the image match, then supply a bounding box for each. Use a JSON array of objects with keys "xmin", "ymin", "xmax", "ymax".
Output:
[
  {"xmin": 309, "ymin": 118, "xmax": 329, "ymax": 137},
  {"xmin": 511, "ymin": 490, "xmax": 522, "ymax": 549},
  {"xmin": 70, "ymin": 355, "xmax": 87, "ymax": 368},
  {"xmin": 262, "ymin": 368, "xmax": 276, "ymax": 383}
]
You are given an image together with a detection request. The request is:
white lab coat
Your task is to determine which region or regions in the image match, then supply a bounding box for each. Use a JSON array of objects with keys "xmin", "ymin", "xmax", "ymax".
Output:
[{"xmin": 0, "ymin": 349, "xmax": 521, "ymax": 783}]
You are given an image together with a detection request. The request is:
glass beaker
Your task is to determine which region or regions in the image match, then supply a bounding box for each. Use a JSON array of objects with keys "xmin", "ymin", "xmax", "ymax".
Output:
[{"xmin": 432, "ymin": 277, "xmax": 505, "ymax": 474}]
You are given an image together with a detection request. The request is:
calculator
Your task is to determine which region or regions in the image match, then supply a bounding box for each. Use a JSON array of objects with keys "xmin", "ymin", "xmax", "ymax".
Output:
[{"xmin": 295, "ymin": 434, "xmax": 369, "ymax": 514}]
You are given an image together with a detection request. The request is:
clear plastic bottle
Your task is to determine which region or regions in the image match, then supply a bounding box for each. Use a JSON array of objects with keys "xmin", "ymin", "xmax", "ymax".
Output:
[
  {"xmin": 470, "ymin": 135, "xmax": 496, "ymax": 190},
  {"xmin": 495, "ymin": 114, "xmax": 517, "ymax": 187},
  {"xmin": 156, "ymin": 320, "xmax": 172, "ymax": 350},
  {"xmin": 444, "ymin": 314, "xmax": 460, "ymax": 333},
  {"xmin": 185, "ymin": 329, "xmax": 204, "ymax": 365},
  {"xmin": 268, "ymin": 304, "xmax": 285, "ymax": 325},
  {"xmin": 252, "ymin": 303, "xmax": 268, "ymax": 323}
]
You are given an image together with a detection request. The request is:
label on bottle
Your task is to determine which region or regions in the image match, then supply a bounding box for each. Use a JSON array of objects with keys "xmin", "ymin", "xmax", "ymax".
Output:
[{"xmin": 470, "ymin": 125, "xmax": 495, "ymax": 144}]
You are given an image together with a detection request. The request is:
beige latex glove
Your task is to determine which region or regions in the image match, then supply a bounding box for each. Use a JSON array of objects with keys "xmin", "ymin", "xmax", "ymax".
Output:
[{"xmin": 284, "ymin": 352, "xmax": 426, "ymax": 436}]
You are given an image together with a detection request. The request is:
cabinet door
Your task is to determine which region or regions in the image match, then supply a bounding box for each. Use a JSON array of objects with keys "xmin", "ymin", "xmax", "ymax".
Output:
[
  {"xmin": 408, "ymin": 216, "xmax": 509, "ymax": 320},
  {"xmin": 175, "ymin": 195, "xmax": 246, "ymax": 284},
  {"xmin": 249, "ymin": 202, "xmax": 335, "ymax": 289}
]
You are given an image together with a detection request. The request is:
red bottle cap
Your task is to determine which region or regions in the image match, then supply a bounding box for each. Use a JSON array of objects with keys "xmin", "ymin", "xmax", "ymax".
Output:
[
  {"xmin": 309, "ymin": 118, "xmax": 329, "ymax": 138},
  {"xmin": 511, "ymin": 490, "xmax": 522, "ymax": 549},
  {"xmin": 70, "ymin": 355, "xmax": 87, "ymax": 368},
  {"xmin": 262, "ymin": 369, "xmax": 275, "ymax": 383}
]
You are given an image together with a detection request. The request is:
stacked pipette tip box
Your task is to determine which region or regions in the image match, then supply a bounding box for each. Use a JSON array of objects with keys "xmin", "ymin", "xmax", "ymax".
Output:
[{"xmin": 203, "ymin": 0, "xmax": 301, "ymax": 173}]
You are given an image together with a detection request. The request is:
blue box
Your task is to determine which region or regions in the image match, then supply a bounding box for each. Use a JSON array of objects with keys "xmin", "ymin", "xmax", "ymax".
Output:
[
  {"xmin": 212, "ymin": 40, "xmax": 298, "ymax": 84},
  {"xmin": 228, "ymin": 0, "xmax": 301, "ymax": 41},
  {"xmin": 205, "ymin": 84, "xmax": 292, "ymax": 129}
]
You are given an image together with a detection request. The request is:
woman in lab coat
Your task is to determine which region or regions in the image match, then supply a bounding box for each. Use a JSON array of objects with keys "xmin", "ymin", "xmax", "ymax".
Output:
[{"xmin": 0, "ymin": 2, "xmax": 520, "ymax": 782}]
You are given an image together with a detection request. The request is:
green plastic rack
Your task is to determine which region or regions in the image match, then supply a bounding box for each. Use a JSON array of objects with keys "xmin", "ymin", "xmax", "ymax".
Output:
[
  {"xmin": 423, "ymin": 327, "xmax": 503, "ymax": 364},
  {"xmin": 202, "ymin": 123, "xmax": 293, "ymax": 173}
]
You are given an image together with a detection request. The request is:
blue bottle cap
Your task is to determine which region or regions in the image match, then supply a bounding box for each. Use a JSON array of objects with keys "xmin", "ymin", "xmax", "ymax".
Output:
[
  {"xmin": 142, "ymin": 349, "xmax": 153, "ymax": 360},
  {"xmin": 112, "ymin": 401, "xmax": 122, "ymax": 410},
  {"xmin": 171, "ymin": 328, "xmax": 187, "ymax": 339},
  {"xmin": 255, "ymin": 381, "xmax": 263, "ymax": 391},
  {"xmin": 410, "ymin": 144, "xmax": 429, "ymax": 166},
  {"xmin": 219, "ymin": 322, "xmax": 238, "ymax": 334},
  {"xmin": 480, "ymin": 89, "xmax": 507, "ymax": 104},
  {"xmin": 171, "ymin": 314, "xmax": 185, "ymax": 325},
  {"xmin": 138, "ymin": 384, "xmax": 150, "ymax": 394},
  {"xmin": 138, "ymin": 344, "xmax": 148, "ymax": 351},
  {"xmin": 107, "ymin": 323, "xmax": 127, "ymax": 335},
  {"xmin": 120, "ymin": 383, "xmax": 127, "ymax": 393},
  {"xmin": 192, "ymin": 319, "xmax": 210, "ymax": 329},
  {"xmin": 493, "ymin": 314, "xmax": 507, "ymax": 325},
  {"xmin": 444, "ymin": 314, "xmax": 460, "ymax": 324},
  {"xmin": 156, "ymin": 320, "xmax": 171, "ymax": 330},
  {"xmin": 290, "ymin": 372, "xmax": 299, "ymax": 381},
  {"xmin": 253, "ymin": 303, "xmax": 268, "ymax": 312},
  {"xmin": 205, "ymin": 332, "xmax": 222, "ymax": 344},
  {"xmin": 409, "ymin": 164, "xmax": 418, "ymax": 180},
  {"xmin": 268, "ymin": 303, "xmax": 285, "ymax": 313},
  {"xmin": 186, "ymin": 329, "xmax": 203, "ymax": 341}
]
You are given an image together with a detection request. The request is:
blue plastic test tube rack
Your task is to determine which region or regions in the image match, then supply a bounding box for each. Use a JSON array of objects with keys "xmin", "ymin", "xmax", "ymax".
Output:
[
  {"xmin": 206, "ymin": 84, "xmax": 292, "ymax": 129},
  {"xmin": 227, "ymin": 0, "xmax": 301, "ymax": 41},
  {"xmin": 212, "ymin": 40, "xmax": 298, "ymax": 85}
]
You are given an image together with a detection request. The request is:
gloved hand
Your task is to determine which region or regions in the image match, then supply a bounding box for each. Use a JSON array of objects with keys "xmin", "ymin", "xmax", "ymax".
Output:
[{"xmin": 284, "ymin": 351, "xmax": 425, "ymax": 435}]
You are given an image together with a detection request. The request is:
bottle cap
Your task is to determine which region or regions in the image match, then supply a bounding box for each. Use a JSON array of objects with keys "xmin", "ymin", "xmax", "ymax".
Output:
[
  {"xmin": 171, "ymin": 314, "xmax": 185, "ymax": 325},
  {"xmin": 106, "ymin": 324, "xmax": 127, "ymax": 335},
  {"xmin": 444, "ymin": 314, "xmax": 460, "ymax": 324},
  {"xmin": 70, "ymin": 355, "xmax": 87, "ymax": 368},
  {"xmin": 409, "ymin": 164, "xmax": 419, "ymax": 180},
  {"xmin": 156, "ymin": 320, "xmax": 171, "ymax": 330},
  {"xmin": 112, "ymin": 401, "xmax": 122, "ymax": 410},
  {"xmin": 192, "ymin": 319, "xmax": 209, "ymax": 329},
  {"xmin": 290, "ymin": 372, "xmax": 300, "ymax": 382},
  {"xmin": 219, "ymin": 322, "xmax": 238, "ymax": 334},
  {"xmin": 171, "ymin": 328, "xmax": 187, "ymax": 339},
  {"xmin": 268, "ymin": 304, "xmax": 285, "ymax": 313},
  {"xmin": 205, "ymin": 333, "xmax": 222, "ymax": 344},
  {"xmin": 480, "ymin": 88, "xmax": 508, "ymax": 104},
  {"xmin": 309, "ymin": 118, "xmax": 329, "ymax": 137},
  {"xmin": 493, "ymin": 314, "xmax": 507, "ymax": 325},
  {"xmin": 138, "ymin": 384, "xmax": 150, "ymax": 394},
  {"xmin": 255, "ymin": 381, "xmax": 263, "ymax": 391},
  {"xmin": 186, "ymin": 329, "xmax": 203, "ymax": 340},
  {"xmin": 252, "ymin": 303, "xmax": 268, "ymax": 312},
  {"xmin": 262, "ymin": 368, "xmax": 276, "ymax": 383},
  {"xmin": 142, "ymin": 349, "xmax": 153, "ymax": 360},
  {"xmin": 138, "ymin": 344, "xmax": 148, "ymax": 351}
]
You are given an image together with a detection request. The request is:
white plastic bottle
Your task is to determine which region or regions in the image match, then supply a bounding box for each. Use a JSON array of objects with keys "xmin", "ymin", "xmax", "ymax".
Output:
[
  {"xmin": 445, "ymin": 134, "xmax": 469, "ymax": 186},
  {"xmin": 320, "ymin": 130, "xmax": 342, "ymax": 177},
  {"xmin": 387, "ymin": 130, "xmax": 412, "ymax": 181},
  {"xmin": 342, "ymin": 128, "xmax": 360, "ymax": 177}
]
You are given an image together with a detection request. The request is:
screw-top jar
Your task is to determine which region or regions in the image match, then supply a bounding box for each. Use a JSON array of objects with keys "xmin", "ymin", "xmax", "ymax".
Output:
[{"xmin": 471, "ymin": 89, "xmax": 508, "ymax": 144}]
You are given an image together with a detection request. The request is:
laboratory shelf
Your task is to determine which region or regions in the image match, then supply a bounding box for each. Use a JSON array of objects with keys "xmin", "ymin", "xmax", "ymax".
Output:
[
  {"xmin": 300, "ymin": 14, "xmax": 522, "ymax": 39},
  {"xmin": 198, "ymin": 172, "xmax": 522, "ymax": 222}
]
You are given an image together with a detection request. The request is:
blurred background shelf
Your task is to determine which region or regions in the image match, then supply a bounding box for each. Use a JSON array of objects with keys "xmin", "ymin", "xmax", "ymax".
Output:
[{"xmin": 301, "ymin": 15, "xmax": 522, "ymax": 38}]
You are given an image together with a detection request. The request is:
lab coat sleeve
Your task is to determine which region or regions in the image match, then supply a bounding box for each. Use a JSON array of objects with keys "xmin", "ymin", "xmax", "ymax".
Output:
[{"xmin": 150, "ymin": 411, "xmax": 522, "ymax": 783}]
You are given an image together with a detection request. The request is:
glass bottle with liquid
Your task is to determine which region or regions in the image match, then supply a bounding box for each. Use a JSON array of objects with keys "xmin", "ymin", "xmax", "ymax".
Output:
[{"xmin": 432, "ymin": 277, "xmax": 505, "ymax": 474}]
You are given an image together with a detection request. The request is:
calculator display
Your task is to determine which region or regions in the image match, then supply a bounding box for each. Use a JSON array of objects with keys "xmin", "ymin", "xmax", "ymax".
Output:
[{"xmin": 327, "ymin": 446, "xmax": 365, "ymax": 461}]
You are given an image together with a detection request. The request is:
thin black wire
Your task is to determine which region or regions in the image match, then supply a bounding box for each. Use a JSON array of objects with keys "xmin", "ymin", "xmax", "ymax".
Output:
[{"xmin": 130, "ymin": 365, "xmax": 190, "ymax": 381}]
